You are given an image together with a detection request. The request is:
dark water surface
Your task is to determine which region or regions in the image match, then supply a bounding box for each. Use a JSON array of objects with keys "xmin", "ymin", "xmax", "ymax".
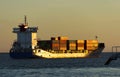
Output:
[
  {"xmin": 0, "ymin": 52, "xmax": 120, "ymax": 69},
  {"xmin": 0, "ymin": 52, "xmax": 120, "ymax": 77}
]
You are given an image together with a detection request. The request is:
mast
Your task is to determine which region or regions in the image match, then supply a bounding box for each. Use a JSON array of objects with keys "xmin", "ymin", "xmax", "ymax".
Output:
[{"xmin": 24, "ymin": 15, "xmax": 28, "ymax": 26}]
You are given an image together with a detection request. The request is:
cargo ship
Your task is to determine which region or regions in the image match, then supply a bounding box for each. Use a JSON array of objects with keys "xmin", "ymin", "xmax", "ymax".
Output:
[{"xmin": 9, "ymin": 16, "xmax": 105, "ymax": 59}]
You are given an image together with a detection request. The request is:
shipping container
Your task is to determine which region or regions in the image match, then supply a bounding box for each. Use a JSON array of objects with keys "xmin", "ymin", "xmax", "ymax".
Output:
[
  {"xmin": 58, "ymin": 36, "xmax": 68, "ymax": 40},
  {"xmin": 52, "ymin": 40, "xmax": 59, "ymax": 43},
  {"xmin": 52, "ymin": 46, "xmax": 59, "ymax": 50},
  {"xmin": 86, "ymin": 46, "xmax": 97, "ymax": 50},
  {"xmin": 77, "ymin": 43, "xmax": 84, "ymax": 47},
  {"xmin": 37, "ymin": 40, "xmax": 51, "ymax": 50},
  {"xmin": 77, "ymin": 47, "xmax": 84, "ymax": 50},
  {"xmin": 60, "ymin": 44, "xmax": 66, "ymax": 47},
  {"xmin": 69, "ymin": 46, "xmax": 76, "ymax": 50},
  {"xmin": 76, "ymin": 40, "xmax": 84, "ymax": 50},
  {"xmin": 67, "ymin": 40, "xmax": 77, "ymax": 50},
  {"xmin": 68, "ymin": 40, "xmax": 77, "ymax": 43},
  {"xmin": 77, "ymin": 40, "xmax": 84, "ymax": 43},
  {"xmin": 52, "ymin": 44, "xmax": 59, "ymax": 47},
  {"xmin": 86, "ymin": 43, "xmax": 98, "ymax": 47},
  {"xmin": 69, "ymin": 44, "xmax": 76, "ymax": 47},
  {"xmin": 51, "ymin": 37, "xmax": 58, "ymax": 40},
  {"xmin": 59, "ymin": 47, "xmax": 67, "ymax": 50},
  {"xmin": 86, "ymin": 40, "xmax": 98, "ymax": 44},
  {"xmin": 84, "ymin": 40, "xmax": 87, "ymax": 50},
  {"xmin": 86, "ymin": 40, "xmax": 98, "ymax": 50},
  {"xmin": 51, "ymin": 40, "xmax": 59, "ymax": 50},
  {"xmin": 59, "ymin": 40, "xmax": 67, "ymax": 44}
]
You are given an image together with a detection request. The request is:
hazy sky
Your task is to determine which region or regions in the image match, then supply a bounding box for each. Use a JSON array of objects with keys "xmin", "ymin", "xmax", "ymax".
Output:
[{"xmin": 0, "ymin": 0, "xmax": 120, "ymax": 52}]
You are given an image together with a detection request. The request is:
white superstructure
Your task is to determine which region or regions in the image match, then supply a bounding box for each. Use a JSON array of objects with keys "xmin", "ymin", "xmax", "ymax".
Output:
[{"xmin": 13, "ymin": 16, "xmax": 38, "ymax": 49}]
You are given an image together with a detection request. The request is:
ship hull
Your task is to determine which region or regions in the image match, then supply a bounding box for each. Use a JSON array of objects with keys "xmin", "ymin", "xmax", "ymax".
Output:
[
  {"xmin": 10, "ymin": 43, "xmax": 104, "ymax": 59},
  {"xmin": 9, "ymin": 48, "xmax": 36, "ymax": 59},
  {"xmin": 33, "ymin": 48, "xmax": 104, "ymax": 59},
  {"xmin": 33, "ymin": 43, "xmax": 105, "ymax": 59}
]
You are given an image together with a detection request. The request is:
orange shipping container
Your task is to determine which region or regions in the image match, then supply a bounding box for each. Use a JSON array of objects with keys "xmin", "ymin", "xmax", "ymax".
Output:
[
  {"xmin": 52, "ymin": 44, "xmax": 59, "ymax": 47},
  {"xmin": 77, "ymin": 47, "xmax": 84, "ymax": 50},
  {"xmin": 77, "ymin": 40, "xmax": 84, "ymax": 43},
  {"xmin": 87, "ymin": 40, "xmax": 98, "ymax": 44},
  {"xmin": 86, "ymin": 46, "xmax": 97, "ymax": 50},
  {"xmin": 77, "ymin": 43, "xmax": 84, "ymax": 47},
  {"xmin": 59, "ymin": 40, "xmax": 67, "ymax": 44},
  {"xmin": 58, "ymin": 36, "xmax": 68, "ymax": 40},
  {"xmin": 52, "ymin": 47, "xmax": 59, "ymax": 50},
  {"xmin": 69, "ymin": 46, "xmax": 76, "ymax": 50},
  {"xmin": 51, "ymin": 37, "xmax": 58, "ymax": 40},
  {"xmin": 87, "ymin": 43, "xmax": 98, "ymax": 47},
  {"xmin": 52, "ymin": 40, "xmax": 59, "ymax": 44},
  {"xmin": 60, "ymin": 47, "xmax": 67, "ymax": 50},
  {"xmin": 60, "ymin": 46, "xmax": 67, "ymax": 48},
  {"xmin": 69, "ymin": 44, "xmax": 76, "ymax": 47},
  {"xmin": 69, "ymin": 40, "xmax": 76, "ymax": 43}
]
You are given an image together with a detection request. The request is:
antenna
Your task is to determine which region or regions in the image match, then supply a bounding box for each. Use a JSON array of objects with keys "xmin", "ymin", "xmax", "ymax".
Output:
[
  {"xmin": 95, "ymin": 36, "xmax": 98, "ymax": 40},
  {"xmin": 24, "ymin": 15, "xmax": 28, "ymax": 26}
]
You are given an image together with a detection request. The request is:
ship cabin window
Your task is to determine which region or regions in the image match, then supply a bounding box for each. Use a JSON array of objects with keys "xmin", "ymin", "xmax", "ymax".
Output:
[{"xmin": 38, "ymin": 50, "xmax": 41, "ymax": 52}]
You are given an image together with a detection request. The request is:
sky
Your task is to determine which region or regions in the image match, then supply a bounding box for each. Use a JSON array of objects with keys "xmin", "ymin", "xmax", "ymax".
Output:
[{"xmin": 0, "ymin": 0, "xmax": 120, "ymax": 52}]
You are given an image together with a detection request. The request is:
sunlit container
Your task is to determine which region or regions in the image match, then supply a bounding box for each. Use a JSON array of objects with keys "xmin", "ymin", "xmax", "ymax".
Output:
[
  {"xmin": 86, "ymin": 46, "xmax": 97, "ymax": 50},
  {"xmin": 59, "ymin": 47, "xmax": 67, "ymax": 50},
  {"xmin": 77, "ymin": 40, "xmax": 84, "ymax": 43},
  {"xmin": 77, "ymin": 47, "xmax": 84, "ymax": 50},
  {"xmin": 58, "ymin": 36, "xmax": 68, "ymax": 40},
  {"xmin": 52, "ymin": 43, "xmax": 59, "ymax": 47},
  {"xmin": 86, "ymin": 40, "xmax": 98, "ymax": 44},
  {"xmin": 77, "ymin": 43, "xmax": 84, "ymax": 47},
  {"xmin": 52, "ymin": 45, "xmax": 59, "ymax": 50},
  {"xmin": 52, "ymin": 46, "xmax": 59, "ymax": 50},
  {"xmin": 69, "ymin": 46, "xmax": 76, "ymax": 50},
  {"xmin": 59, "ymin": 40, "xmax": 67, "ymax": 44},
  {"xmin": 87, "ymin": 44, "xmax": 98, "ymax": 47},
  {"xmin": 69, "ymin": 40, "xmax": 76, "ymax": 43},
  {"xmin": 67, "ymin": 40, "xmax": 77, "ymax": 50},
  {"xmin": 76, "ymin": 40, "xmax": 84, "ymax": 50},
  {"xmin": 59, "ymin": 40, "xmax": 67, "ymax": 50},
  {"xmin": 69, "ymin": 44, "xmax": 76, "ymax": 46},
  {"xmin": 52, "ymin": 40, "xmax": 59, "ymax": 50},
  {"xmin": 86, "ymin": 42, "xmax": 98, "ymax": 50},
  {"xmin": 52, "ymin": 40, "xmax": 59, "ymax": 43},
  {"xmin": 60, "ymin": 44, "xmax": 66, "ymax": 47},
  {"xmin": 51, "ymin": 37, "xmax": 58, "ymax": 40}
]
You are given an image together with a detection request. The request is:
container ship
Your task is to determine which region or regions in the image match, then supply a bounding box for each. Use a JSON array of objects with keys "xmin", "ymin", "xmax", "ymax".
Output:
[{"xmin": 9, "ymin": 16, "xmax": 105, "ymax": 59}]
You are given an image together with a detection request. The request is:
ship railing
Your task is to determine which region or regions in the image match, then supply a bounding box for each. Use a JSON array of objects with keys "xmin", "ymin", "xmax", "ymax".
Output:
[
  {"xmin": 104, "ymin": 46, "xmax": 120, "ymax": 65},
  {"xmin": 44, "ymin": 50, "xmax": 89, "ymax": 53}
]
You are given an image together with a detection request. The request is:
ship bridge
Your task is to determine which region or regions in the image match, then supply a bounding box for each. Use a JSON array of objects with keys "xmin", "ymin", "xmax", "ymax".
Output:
[
  {"xmin": 13, "ymin": 27, "xmax": 38, "ymax": 33},
  {"xmin": 13, "ymin": 16, "xmax": 38, "ymax": 49}
]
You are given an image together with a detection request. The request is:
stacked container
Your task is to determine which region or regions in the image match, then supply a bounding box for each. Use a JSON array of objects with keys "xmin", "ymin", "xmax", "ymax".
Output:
[
  {"xmin": 37, "ymin": 40, "xmax": 51, "ymax": 50},
  {"xmin": 51, "ymin": 36, "xmax": 68, "ymax": 51},
  {"xmin": 67, "ymin": 40, "xmax": 77, "ymax": 50},
  {"xmin": 59, "ymin": 40, "xmax": 67, "ymax": 50},
  {"xmin": 77, "ymin": 40, "xmax": 84, "ymax": 50},
  {"xmin": 51, "ymin": 37, "xmax": 58, "ymax": 40},
  {"xmin": 38, "ymin": 36, "xmax": 99, "ymax": 51},
  {"xmin": 86, "ymin": 40, "xmax": 98, "ymax": 50},
  {"xmin": 52, "ymin": 40, "xmax": 59, "ymax": 50},
  {"xmin": 58, "ymin": 36, "xmax": 68, "ymax": 40}
]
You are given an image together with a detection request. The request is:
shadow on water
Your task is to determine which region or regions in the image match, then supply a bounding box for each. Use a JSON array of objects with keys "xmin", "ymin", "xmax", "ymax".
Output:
[{"xmin": 0, "ymin": 52, "xmax": 120, "ymax": 69}]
